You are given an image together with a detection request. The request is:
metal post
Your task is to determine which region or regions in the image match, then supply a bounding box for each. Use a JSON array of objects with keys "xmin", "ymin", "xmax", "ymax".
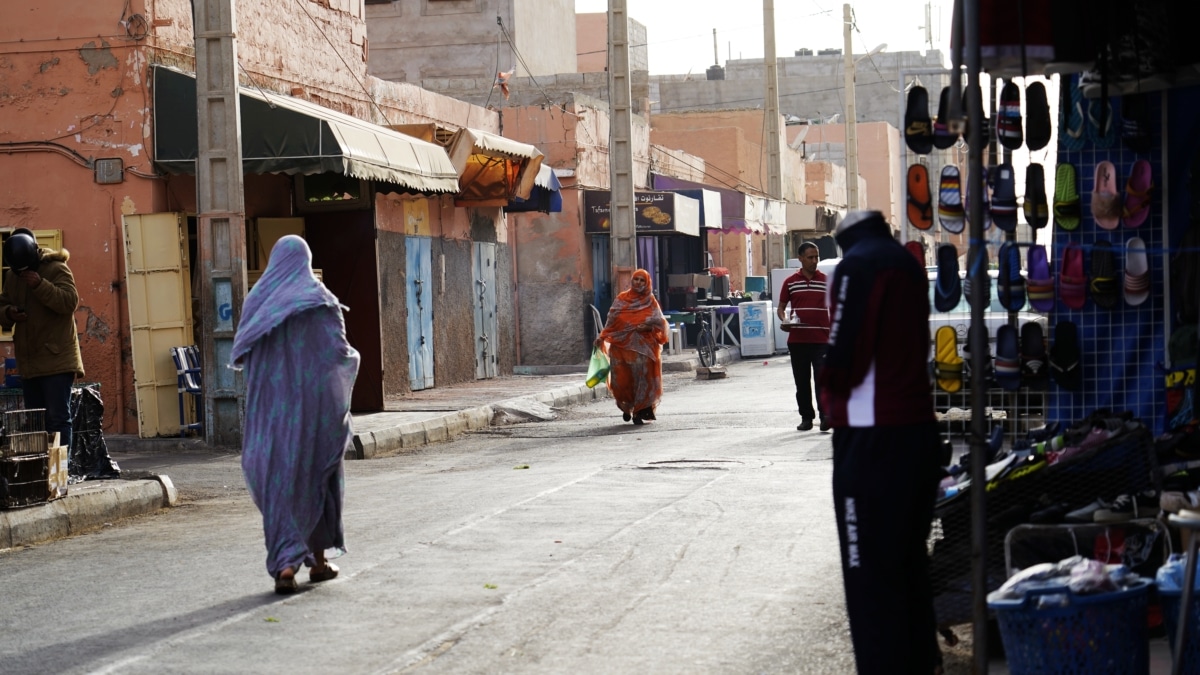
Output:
[
  {"xmin": 193, "ymin": 0, "xmax": 248, "ymax": 448},
  {"xmin": 842, "ymin": 4, "xmax": 859, "ymax": 211},
  {"xmin": 763, "ymin": 0, "xmax": 784, "ymax": 271},
  {"xmin": 963, "ymin": 0, "xmax": 990, "ymax": 669},
  {"xmin": 608, "ymin": 0, "xmax": 636, "ymax": 291}
]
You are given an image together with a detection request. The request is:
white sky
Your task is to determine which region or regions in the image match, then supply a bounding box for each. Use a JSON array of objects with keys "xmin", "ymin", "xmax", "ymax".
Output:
[{"xmin": 573, "ymin": 0, "xmax": 954, "ymax": 75}]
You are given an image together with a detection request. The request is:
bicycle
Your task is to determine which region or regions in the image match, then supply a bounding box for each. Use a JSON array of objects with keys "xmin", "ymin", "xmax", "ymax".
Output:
[{"xmin": 695, "ymin": 309, "xmax": 716, "ymax": 368}]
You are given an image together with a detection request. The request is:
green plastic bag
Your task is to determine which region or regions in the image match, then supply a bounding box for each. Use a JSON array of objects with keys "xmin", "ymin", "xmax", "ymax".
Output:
[{"xmin": 585, "ymin": 346, "xmax": 610, "ymax": 388}]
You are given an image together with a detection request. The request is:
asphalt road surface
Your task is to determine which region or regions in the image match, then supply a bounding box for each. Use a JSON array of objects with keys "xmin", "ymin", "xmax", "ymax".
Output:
[{"xmin": 0, "ymin": 356, "xmax": 977, "ymax": 674}]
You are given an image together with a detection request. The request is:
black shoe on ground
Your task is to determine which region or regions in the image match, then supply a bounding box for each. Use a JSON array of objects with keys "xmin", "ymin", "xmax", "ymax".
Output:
[
  {"xmin": 798, "ymin": 418, "xmax": 814, "ymax": 431},
  {"xmin": 820, "ymin": 417, "xmax": 831, "ymax": 432}
]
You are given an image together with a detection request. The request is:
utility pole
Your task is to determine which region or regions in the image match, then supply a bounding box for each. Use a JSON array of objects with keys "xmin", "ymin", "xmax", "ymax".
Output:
[
  {"xmin": 763, "ymin": 0, "xmax": 784, "ymax": 271},
  {"xmin": 842, "ymin": 3, "xmax": 859, "ymax": 212},
  {"xmin": 193, "ymin": 0, "xmax": 248, "ymax": 448},
  {"xmin": 608, "ymin": 0, "xmax": 635, "ymax": 293}
]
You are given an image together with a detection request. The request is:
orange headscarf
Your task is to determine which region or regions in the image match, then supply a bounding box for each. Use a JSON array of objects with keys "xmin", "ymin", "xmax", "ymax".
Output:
[{"xmin": 599, "ymin": 269, "xmax": 668, "ymax": 356}]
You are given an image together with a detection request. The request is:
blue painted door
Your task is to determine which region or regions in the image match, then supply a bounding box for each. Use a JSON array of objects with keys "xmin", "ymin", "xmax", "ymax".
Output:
[
  {"xmin": 472, "ymin": 242, "xmax": 498, "ymax": 379},
  {"xmin": 406, "ymin": 236, "xmax": 434, "ymax": 390},
  {"xmin": 591, "ymin": 235, "xmax": 611, "ymax": 316}
]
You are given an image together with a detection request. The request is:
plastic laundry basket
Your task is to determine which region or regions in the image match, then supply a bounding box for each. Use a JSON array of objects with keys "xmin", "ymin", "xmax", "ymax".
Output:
[
  {"xmin": 988, "ymin": 580, "xmax": 1151, "ymax": 675},
  {"xmin": 1160, "ymin": 589, "xmax": 1200, "ymax": 675}
]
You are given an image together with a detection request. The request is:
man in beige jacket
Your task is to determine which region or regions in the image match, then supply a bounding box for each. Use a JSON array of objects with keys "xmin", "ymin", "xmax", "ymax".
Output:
[{"xmin": 0, "ymin": 228, "xmax": 84, "ymax": 450}]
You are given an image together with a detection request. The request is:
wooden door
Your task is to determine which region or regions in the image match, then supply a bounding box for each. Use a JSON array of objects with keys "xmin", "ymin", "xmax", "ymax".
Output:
[{"xmin": 122, "ymin": 213, "xmax": 194, "ymax": 437}]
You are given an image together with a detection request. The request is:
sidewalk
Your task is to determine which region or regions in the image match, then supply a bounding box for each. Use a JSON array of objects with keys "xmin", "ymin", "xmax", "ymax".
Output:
[{"xmin": 1, "ymin": 346, "xmax": 738, "ymax": 550}]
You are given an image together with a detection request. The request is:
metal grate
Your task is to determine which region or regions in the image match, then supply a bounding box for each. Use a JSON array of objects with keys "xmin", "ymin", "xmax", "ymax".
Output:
[{"xmin": 1048, "ymin": 76, "xmax": 1166, "ymax": 434}]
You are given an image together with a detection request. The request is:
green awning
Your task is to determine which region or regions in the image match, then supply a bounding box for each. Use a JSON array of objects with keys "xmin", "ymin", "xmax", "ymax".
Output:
[{"xmin": 152, "ymin": 66, "xmax": 459, "ymax": 194}]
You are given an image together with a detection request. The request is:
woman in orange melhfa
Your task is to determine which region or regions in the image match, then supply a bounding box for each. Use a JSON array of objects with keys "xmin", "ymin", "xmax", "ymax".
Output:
[{"xmin": 594, "ymin": 269, "xmax": 669, "ymax": 425}]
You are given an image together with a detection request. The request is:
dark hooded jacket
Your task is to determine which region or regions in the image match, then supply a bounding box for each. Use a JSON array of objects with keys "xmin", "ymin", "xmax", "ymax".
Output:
[{"xmin": 0, "ymin": 246, "xmax": 85, "ymax": 379}]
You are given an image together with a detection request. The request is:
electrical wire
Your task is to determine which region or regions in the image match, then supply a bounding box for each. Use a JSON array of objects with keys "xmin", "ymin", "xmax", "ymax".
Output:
[
  {"xmin": 293, "ymin": 0, "xmax": 392, "ymax": 125},
  {"xmin": 497, "ymin": 16, "xmax": 554, "ymax": 110}
]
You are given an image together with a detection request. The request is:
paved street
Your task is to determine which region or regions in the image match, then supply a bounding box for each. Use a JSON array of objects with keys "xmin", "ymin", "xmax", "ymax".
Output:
[{"xmin": 1, "ymin": 356, "xmax": 977, "ymax": 674}]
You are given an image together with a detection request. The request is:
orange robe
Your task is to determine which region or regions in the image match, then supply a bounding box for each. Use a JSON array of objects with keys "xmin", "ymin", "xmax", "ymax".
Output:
[{"xmin": 599, "ymin": 271, "xmax": 669, "ymax": 416}]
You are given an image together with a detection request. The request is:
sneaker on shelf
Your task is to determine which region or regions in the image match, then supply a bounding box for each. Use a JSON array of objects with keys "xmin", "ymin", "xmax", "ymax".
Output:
[
  {"xmin": 1065, "ymin": 498, "xmax": 1113, "ymax": 523},
  {"xmin": 1161, "ymin": 490, "xmax": 1200, "ymax": 514},
  {"xmin": 1030, "ymin": 502, "xmax": 1072, "ymax": 524},
  {"xmin": 1027, "ymin": 422, "xmax": 1062, "ymax": 444},
  {"xmin": 1176, "ymin": 508, "xmax": 1200, "ymax": 522},
  {"xmin": 1093, "ymin": 491, "xmax": 1159, "ymax": 523}
]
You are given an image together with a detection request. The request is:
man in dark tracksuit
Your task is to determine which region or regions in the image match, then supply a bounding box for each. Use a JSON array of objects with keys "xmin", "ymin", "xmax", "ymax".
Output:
[{"xmin": 819, "ymin": 211, "xmax": 942, "ymax": 674}]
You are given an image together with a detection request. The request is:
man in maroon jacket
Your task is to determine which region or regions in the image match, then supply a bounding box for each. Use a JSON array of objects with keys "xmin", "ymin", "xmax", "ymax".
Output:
[
  {"xmin": 819, "ymin": 210, "xmax": 941, "ymax": 674},
  {"xmin": 777, "ymin": 242, "xmax": 831, "ymax": 431}
]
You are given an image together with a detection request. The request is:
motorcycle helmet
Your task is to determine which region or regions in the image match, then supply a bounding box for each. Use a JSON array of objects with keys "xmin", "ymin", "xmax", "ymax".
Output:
[{"xmin": 4, "ymin": 232, "xmax": 40, "ymax": 272}]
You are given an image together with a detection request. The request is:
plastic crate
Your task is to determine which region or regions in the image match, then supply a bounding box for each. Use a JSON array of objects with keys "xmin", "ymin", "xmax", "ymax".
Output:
[
  {"xmin": 1160, "ymin": 589, "xmax": 1200, "ymax": 675},
  {"xmin": 988, "ymin": 580, "xmax": 1151, "ymax": 675}
]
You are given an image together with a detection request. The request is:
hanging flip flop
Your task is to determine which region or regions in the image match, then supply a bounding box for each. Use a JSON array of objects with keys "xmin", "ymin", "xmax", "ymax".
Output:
[
  {"xmin": 1021, "ymin": 322, "xmax": 1049, "ymax": 391},
  {"xmin": 995, "ymin": 324, "xmax": 1022, "ymax": 391},
  {"xmin": 1090, "ymin": 240, "xmax": 1119, "ymax": 309},
  {"xmin": 905, "ymin": 239, "xmax": 925, "ymax": 267},
  {"xmin": 1122, "ymin": 159, "xmax": 1153, "ymax": 228},
  {"xmin": 995, "ymin": 81, "xmax": 1023, "ymax": 151},
  {"xmin": 1059, "ymin": 75, "xmax": 1086, "ymax": 152},
  {"xmin": 933, "ymin": 86, "xmax": 959, "ymax": 150},
  {"xmin": 1053, "ymin": 162, "xmax": 1081, "ymax": 231},
  {"xmin": 1091, "ymin": 160, "xmax": 1121, "ymax": 230},
  {"xmin": 1050, "ymin": 321, "xmax": 1083, "ymax": 391},
  {"xmin": 1026, "ymin": 244, "xmax": 1054, "ymax": 313},
  {"xmin": 907, "ymin": 163, "xmax": 934, "ymax": 230},
  {"xmin": 964, "ymin": 166, "xmax": 992, "ymax": 231},
  {"xmin": 1086, "ymin": 98, "xmax": 1118, "ymax": 149},
  {"xmin": 934, "ymin": 243, "xmax": 962, "ymax": 312},
  {"xmin": 1060, "ymin": 242, "xmax": 1086, "ymax": 310},
  {"xmin": 905, "ymin": 85, "xmax": 934, "ymax": 155},
  {"xmin": 1025, "ymin": 81, "xmax": 1052, "ymax": 152},
  {"xmin": 990, "ymin": 163, "xmax": 1018, "ymax": 232},
  {"xmin": 998, "ymin": 241, "xmax": 1026, "ymax": 311},
  {"xmin": 1124, "ymin": 237, "xmax": 1150, "ymax": 306},
  {"xmin": 933, "ymin": 325, "xmax": 963, "ymax": 393},
  {"xmin": 963, "ymin": 246, "xmax": 990, "ymax": 313},
  {"xmin": 1023, "ymin": 163, "xmax": 1049, "ymax": 230},
  {"xmin": 938, "ymin": 165, "xmax": 965, "ymax": 234}
]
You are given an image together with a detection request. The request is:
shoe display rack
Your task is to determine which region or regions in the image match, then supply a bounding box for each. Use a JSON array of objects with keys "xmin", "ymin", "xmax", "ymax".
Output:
[
  {"xmin": 1048, "ymin": 77, "xmax": 1167, "ymax": 434},
  {"xmin": 929, "ymin": 422, "xmax": 1157, "ymax": 627}
]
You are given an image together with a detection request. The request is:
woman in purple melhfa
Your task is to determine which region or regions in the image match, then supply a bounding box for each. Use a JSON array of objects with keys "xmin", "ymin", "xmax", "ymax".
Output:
[{"xmin": 231, "ymin": 235, "xmax": 359, "ymax": 594}]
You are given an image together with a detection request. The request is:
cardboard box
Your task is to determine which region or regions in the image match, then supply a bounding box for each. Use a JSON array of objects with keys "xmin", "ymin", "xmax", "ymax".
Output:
[
  {"xmin": 667, "ymin": 273, "xmax": 711, "ymax": 290},
  {"xmin": 47, "ymin": 442, "xmax": 68, "ymax": 500}
]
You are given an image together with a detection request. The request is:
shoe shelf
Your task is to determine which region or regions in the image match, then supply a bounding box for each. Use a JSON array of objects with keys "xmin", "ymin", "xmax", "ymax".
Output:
[{"xmin": 929, "ymin": 423, "xmax": 1158, "ymax": 628}]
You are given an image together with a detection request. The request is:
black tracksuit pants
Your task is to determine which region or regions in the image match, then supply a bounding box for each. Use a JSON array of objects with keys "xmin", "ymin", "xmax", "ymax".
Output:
[{"xmin": 832, "ymin": 422, "xmax": 942, "ymax": 674}]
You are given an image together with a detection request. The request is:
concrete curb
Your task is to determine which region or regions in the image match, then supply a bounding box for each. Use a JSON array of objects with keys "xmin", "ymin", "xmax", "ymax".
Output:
[
  {"xmin": 347, "ymin": 346, "xmax": 740, "ymax": 460},
  {"xmin": 0, "ymin": 478, "xmax": 172, "ymax": 550},
  {"xmin": 349, "ymin": 382, "xmax": 614, "ymax": 460}
]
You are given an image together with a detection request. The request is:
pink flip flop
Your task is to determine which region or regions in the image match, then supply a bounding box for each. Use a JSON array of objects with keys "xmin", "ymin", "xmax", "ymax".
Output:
[
  {"xmin": 1122, "ymin": 159, "xmax": 1152, "ymax": 228},
  {"xmin": 1091, "ymin": 161, "xmax": 1121, "ymax": 230},
  {"xmin": 1060, "ymin": 242, "xmax": 1086, "ymax": 309}
]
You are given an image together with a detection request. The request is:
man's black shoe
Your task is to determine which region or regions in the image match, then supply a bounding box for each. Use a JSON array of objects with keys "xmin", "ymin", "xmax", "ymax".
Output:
[
  {"xmin": 798, "ymin": 418, "xmax": 814, "ymax": 431},
  {"xmin": 819, "ymin": 417, "xmax": 831, "ymax": 432}
]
